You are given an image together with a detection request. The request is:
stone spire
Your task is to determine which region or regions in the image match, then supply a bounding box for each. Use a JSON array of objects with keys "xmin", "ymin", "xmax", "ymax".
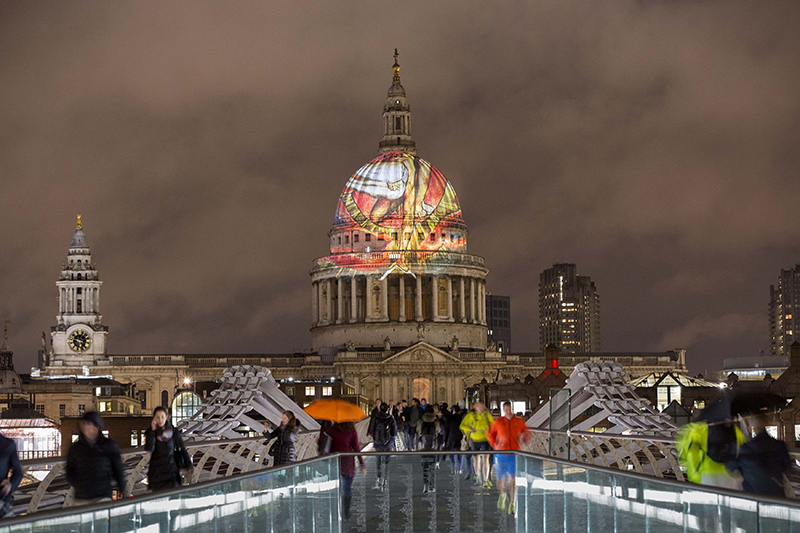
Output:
[
  {"xmin": 1, "ymin": 320, "xmax": 9, "ymax": 355},
  {"xmin": 379, "ymin": 49, "xmax": 416, "ymax": 154}
]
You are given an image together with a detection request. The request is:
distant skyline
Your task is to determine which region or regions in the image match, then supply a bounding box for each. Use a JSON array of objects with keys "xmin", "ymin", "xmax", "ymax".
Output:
[{"xmin": 1, "ymin": 2, "xmax": 799, "ymax": 376}]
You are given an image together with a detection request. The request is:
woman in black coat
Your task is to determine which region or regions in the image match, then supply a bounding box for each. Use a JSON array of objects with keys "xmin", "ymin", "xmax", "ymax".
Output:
[
  {"xmin": 444, "ymin": 405, "xmax": 465, "ymax": 471},
  {"xmin": 264, "ymin": 410, "xmax": 298, "ymax": 466},
  {"xmin": 145, "ymin": 406, "xmax": 191, "ymax": 491}
]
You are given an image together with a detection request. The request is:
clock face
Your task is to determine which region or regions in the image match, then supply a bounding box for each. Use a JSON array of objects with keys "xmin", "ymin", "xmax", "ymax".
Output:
[{"xmin": 68, "ymin": 330, "xmax": 92, "ymax": 353}]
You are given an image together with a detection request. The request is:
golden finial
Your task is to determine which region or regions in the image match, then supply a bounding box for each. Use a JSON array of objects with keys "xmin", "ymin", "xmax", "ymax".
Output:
[
  {"xmin": 3, "ymin": 319, "xmax": 9, "ymax": 340},
  {"xmin": 392, "ymin": 48, "xmax": 401, "ymax": 84},
  {"xmin": 76, "ymin": 213, "xmax": 82, "ymax": 230}
]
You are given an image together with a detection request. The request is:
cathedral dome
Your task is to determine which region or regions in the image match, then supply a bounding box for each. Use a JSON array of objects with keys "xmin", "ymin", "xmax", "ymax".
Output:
[{"xmin": 332, "ymin": 151, "xmax": 466, "ymax": 255}]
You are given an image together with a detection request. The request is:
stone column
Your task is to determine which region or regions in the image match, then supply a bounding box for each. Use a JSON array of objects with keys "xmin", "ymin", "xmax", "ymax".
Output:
[
  {"xmin": 86, "ymin": 286, "xmax": 92, "ymax": 313},
  {"xmin": 318, "ymin": 282, "xmax": 325, "ymax": 324},
  {"xmin": 94, "ymin": 288, "xmax": 100, "ymax": 314},
  {"xmin": 446, "ymin": 277, "xmax": 453, "ymax": 321},
  {"xmin": 381, "ymin": 276, "xmax": 389, "ymax": 321},
  {"xmin": 326, "ymin": 279, "xmax": 333, "ymax": 325},
  {"xmin": 366, "ymin": 276, "xmax": 373, "ymax": 321},
  {"xmin": 398, "ymin": 276, "xmax": 406, "ymax": 322},
  {"xmin": 431, "ymin": 275, "xmax": 439, "ymax": 322},
  {"xmin": 459, "ymin": 278, "xmax": 466, "ymax": 323},
  {"xmin": 350, "ymin": 276, "xmax": 358, "ymax": 323},
  {"xmin": 480, "ymin": 282, "xmax": 487, "ymax": 324},
  {"xmin": 470, "ymin": 278, "xmax": 476, "ymax": 324},
  {"xmin": 312, "ymin": 282, "xmax": 318, "ymax": 325},
  {"xmin": 415, "ymin": 276, "xmax": 423, "ymax": 321},
  {"xmin": 336, "ymin": 278, "xmax": 344, "ymax": 324}
]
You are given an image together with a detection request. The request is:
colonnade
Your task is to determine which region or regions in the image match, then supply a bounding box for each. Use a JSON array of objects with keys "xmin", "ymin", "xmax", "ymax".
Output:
[
  {"xmin": 311, "ymin": 274, "xmax": 486, "ymax": 327},
  {"xmin": 59, "ymin": 286, "xmax": 100, "ymax": 314}
]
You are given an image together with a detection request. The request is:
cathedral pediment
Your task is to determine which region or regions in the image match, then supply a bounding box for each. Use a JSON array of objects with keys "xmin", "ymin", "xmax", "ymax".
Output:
[{"xmin": 382, "ymin": 342, "xmax": 466, "ymax": 365}]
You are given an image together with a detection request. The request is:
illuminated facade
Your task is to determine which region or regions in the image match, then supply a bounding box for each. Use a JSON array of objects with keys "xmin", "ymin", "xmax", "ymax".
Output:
[
  {"xmin": 770, "ymin": 265, "xmax": 800, "ymax": 356},
  {"xmin": 539, "ymin": 263, "xmax": 600, "ymax": 353},
  {"xmin": 311, "ymin": 51, "xmax": 489, "ymax": 353}
]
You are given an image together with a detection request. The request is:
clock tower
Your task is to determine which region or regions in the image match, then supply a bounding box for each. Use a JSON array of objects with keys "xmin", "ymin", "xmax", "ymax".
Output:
[{"xmin": 50, "ymin": 215, "xmax": 109, "ymax": 367}]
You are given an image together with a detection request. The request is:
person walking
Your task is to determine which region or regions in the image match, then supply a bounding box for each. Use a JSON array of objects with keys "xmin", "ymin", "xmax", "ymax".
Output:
[
  {"xmin": 65, "ymin": 411, "xmax": 127, "ymax": 506},
  {"xmin": 0, "ymin": 433, "xmax": 23, "ymax": 517},
  {"xmin": 725, "ymin": 413, "xmax": 792, "ymax": 497},
  {"xmin": 319, "ymin": 421, "xmax": 365, "ymax": 520},
  {"xmin": 444, "ymin": 404, "xmax": 465, "ymax": 473},
  {"xmin": 487, "ymin": 401, "xmax": 531, "ymax": 514},
  {"xmin": 404, "ymin": 398, "xmax": 422, "ymax": 450},
  {"xmin": 145, "ymin": 406, "xmax": 192, "ymax": 491},
  {"xmin": 264, "ymin": 410, "xmax": 299, "ymax": 466},
  {"xmin": 459, "ymin": 402, "xmax": 494, "ymax": 487},
  {"xmin": 369, "ymin": 402, "xmax": 397, "ymax": 491},
  {"xmin": 417, "ymin": 405, "xmax": 440, "ymax": 493}
]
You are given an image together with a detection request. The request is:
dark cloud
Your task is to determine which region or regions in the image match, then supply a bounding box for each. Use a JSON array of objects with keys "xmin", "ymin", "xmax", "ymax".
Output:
[{"xmin": 1, "ymin": 1, "xmax": 799, "ymax": 375}]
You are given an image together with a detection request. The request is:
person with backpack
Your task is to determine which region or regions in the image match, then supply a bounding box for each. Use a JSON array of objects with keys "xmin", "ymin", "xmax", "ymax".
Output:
[
  {"xmin": 417, "ymin": 405, "xmax": 440, "ymax": 493},
  {"xmin": 368, "ymin": 402, "xmax": 397, "ymax": 491},
  {"xmin": 459, "ymin": 402, "xmax": 494, "ymax": 487},
  {"xmin": 145, "ymin": 406, "xmax": 193, "ymax": 491}
]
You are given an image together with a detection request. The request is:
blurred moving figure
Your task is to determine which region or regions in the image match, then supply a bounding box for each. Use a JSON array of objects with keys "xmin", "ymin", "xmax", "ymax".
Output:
[
  {"xmin": 145, "ymin": 406, "xmax": 193, "ymax": 491},
  {"xmin": 65, "ymin": 412, "xmax": 127, "ymax": 506},
  {"xmin": 368, "ymin": 402, "xmax": 397, "ymax": 491},
  {"xmin": 460, "ymin": 402, "xmax": 494, "ymax": 487},
  {"xmin": 444, "ymin": 404, "xmax": 465, "ymax": 472},
  {"xmin": 487, "ymin": 401, "xmax": 531, "ymax": 514},
  {"xmin": 725, "ymin": 413, "xmax": 793, "ymax": 497},
  {"xmin": 0, "ymin": 433, "xmax": 23, "ymax": 517},
  {"xmin": 319, "ymin": 422, "xmax": 365, "ymax": 520},
  {"xmin": 264, "ymin": 410, "xmax": 299, "ymax": 466},
  {"xmin": 417, "ymin": 405, "xmax": 440, "ymax": 493}
]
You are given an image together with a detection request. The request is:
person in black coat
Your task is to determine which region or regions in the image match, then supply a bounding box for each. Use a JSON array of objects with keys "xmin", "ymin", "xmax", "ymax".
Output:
[
  {"xmin": 725, "ymin": 413, "xmax": 792, "ymax": 497},
  {"xmin": 264, "ymin": 410, "xmax": 298, "ymax": 466},
  {"xmin": 65, "ymin": 411, "xmax": 126, "ymax": 506},
  {"xmin": 444, "ymin": 405, "xmax": 465, "ymax": 471},
  {"xmin": 145, "ymin": 406, "xmax": 192, "ymax": 491},
  {"xmin": 0, "ymin": 434, "xmax": 23, "ymax": 517}
]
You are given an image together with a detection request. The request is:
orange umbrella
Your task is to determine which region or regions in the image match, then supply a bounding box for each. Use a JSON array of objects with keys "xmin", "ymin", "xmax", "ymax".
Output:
[{"xmin": 304, "ymin": 398, "xmax": 366, "ymax": 423}]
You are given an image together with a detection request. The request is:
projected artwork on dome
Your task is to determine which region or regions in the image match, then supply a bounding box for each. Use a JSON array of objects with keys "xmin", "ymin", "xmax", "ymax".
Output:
[{"xmin": 335, "ymin": 150, "xmax": 461, "ymax": 246}]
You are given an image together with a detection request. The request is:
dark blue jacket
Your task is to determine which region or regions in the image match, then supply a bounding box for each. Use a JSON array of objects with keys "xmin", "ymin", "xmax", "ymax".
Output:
[
  {"xmin": 0, "ymin": 435, "xmax": 23, "ymax": 502},
  {"xmin": 726, "ymin": 432, "xmax": 792, "ymax": 497}
]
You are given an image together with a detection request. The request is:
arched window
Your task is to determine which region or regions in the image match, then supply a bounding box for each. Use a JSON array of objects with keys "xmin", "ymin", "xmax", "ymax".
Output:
[
  {"xmin": 77, "ymin": 274, "xmax": 82, "ymax": 280},
  {"xmin": 171, "ymin": 391, "xmax": 202, "ymax": 423},
  {"xmin": 161, "ymin": 390, "xmax": 169, "ymax": 409}
]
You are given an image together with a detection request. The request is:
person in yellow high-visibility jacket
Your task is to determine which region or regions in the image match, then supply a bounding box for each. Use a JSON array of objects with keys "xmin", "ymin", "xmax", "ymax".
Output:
[{"xmin": 677, "ymin": 421, "xmax": 746, "ymax": 490}]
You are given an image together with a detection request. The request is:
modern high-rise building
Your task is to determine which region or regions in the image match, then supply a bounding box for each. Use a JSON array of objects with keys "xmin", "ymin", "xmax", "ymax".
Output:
[
  {"xmin": 486, "ymin": 294, "xmax": 511, "ymax": 353},
  {"xmin": 770, "ymin": 265, "xmax": 800, "ymax": 356},
  {"xmin": 539, "ymin": 263, "xmax": 600, "ymax": 353}
]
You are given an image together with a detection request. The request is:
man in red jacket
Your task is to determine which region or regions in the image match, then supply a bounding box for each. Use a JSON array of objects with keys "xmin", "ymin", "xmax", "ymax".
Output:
[{"xmin": 487, "ymin": 401, "xmax": 531, "ymax": 514}]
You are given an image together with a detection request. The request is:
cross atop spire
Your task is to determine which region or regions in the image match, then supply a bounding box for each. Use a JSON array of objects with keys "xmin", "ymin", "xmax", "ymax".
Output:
[
  {"xmin": 1, "ymin": 319, "xmax": 10, "ymax": 353},
  {"xmin": 77, "ymin": 213, "xmax": 82, "ymax": 230}
]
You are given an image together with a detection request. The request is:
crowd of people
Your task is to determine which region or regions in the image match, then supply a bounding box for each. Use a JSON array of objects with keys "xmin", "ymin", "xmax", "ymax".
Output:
[
  {"xmin": 0, "ymin": 394, "xmax": 794, "ymax": 520},
  {"xmin": 358, "ymin": 397, "xmax": 531, "ymax": 514}
]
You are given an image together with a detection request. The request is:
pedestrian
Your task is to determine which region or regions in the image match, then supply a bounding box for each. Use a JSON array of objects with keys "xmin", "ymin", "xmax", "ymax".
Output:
[
  {"xmin": 145, "ymin": 406, "xmax": 192, "ymax": 491},
  {"xmin": 417, "ymin": 405, "xmax": 440, "ymax": 493},
  {"xmin": 487, "ymin": 401, "xmax": 531, "ymax": 514},
  {"xmin": 404, "ymin": 398, "xmax": 422, "ymax": 450},
  {"xmin": 264, "ymin": 410, "xmax": 299, "ymax": 466},
  {"xmin": 65, "ymin": 411, "xmax": 127, "ymax": 506},
  {"xmin": 459, "ymin": 402, "xmax": 494, "ymax": 487},
  {"xmin": 0, "ymin": 433, "xmax": 23, "ymax": 518},
  {"xmin": 444, "ymin": 404, "xmax": 464, "ymax": 472},
  {"xmin": 369, "ymin": 402, "xmax": 397, "ymax": 491},
  {"xmin": 437, "ymin": 403, "xmax": 449, "ymax": 451},
  {"xmin": 725, "ymin": 413, "xmax": 792, "ymax": 497},
  {"xmin": 319, "ymin": 422, "xmax": 365, "ymax": 520},
  {"xmin": 395, "ymin": 400, "xmax": 407, "ymax": 449}
]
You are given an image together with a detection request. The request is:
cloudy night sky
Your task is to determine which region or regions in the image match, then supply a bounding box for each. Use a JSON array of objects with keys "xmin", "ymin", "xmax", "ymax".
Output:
[{"xmin": 1, "ymin": 1, "xmax": 799, "ymax": 376}]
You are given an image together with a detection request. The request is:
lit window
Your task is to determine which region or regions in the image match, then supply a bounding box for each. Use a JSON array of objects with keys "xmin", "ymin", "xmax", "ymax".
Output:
[
  {"xmin": 305, "ymin": 386, "xmax": 316, "ymax": 396},
  {"xmin": 285, "ymin": 386, "xmax": 295, "ymax": 396},
  {"xmin": 131, "ymin": 430, "xmax": 139, "ymax": 447},
  {"xmin": 72, "ymin": 432, "xmax": 79, "ymax": 443},
  {"xmin": 322, "ymin": 387, "xmax": 333, "ymax": 396},
  {"xmin": 78, "ymin": 404, "xmax": 86, "ymax": 416}
]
